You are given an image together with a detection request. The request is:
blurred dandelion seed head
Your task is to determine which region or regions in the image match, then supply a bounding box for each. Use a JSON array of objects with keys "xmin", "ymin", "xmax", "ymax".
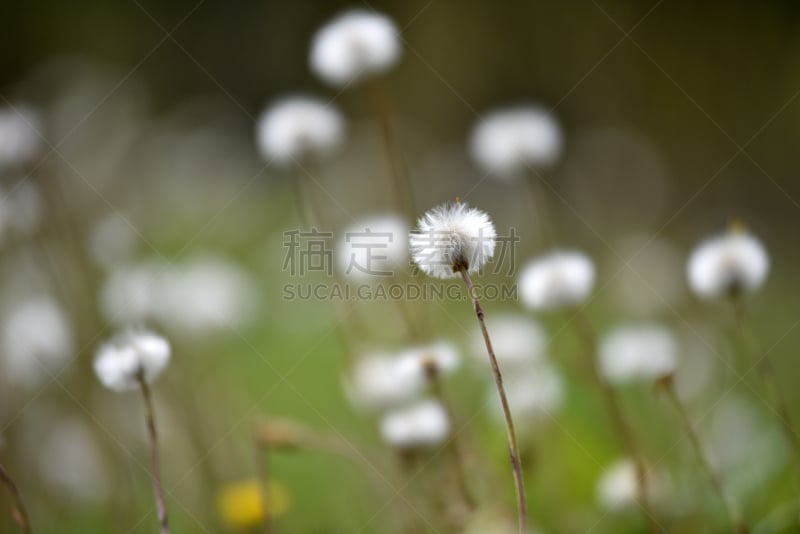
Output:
[
  {"xmin": 687, "ymin": 229, "xmax": 769, "ymax": 299},
  {"xmin": 310, "ymin": 10, "xmax": 401, "ymax": 87},
  {"xmin": 519, "ymin": 250, "xmax": 595, "ymax": 311},
  {"xmin": 470, "ymin": 107, "xmax": 563, "ymax": 177},
  {"xmin": 256, "ymin": 97, "xmax": 345, "ymax": 165},
  {"xmin": 598, "ymin": 324, "xmax": 678, "ymax": 384},
  {"xmin": 379, "ymin": 399, "xmax": 449, "ymax": 449},
  {"xmin": 470, "ymin": 314, "xmax": 547, "ymax": 367}
]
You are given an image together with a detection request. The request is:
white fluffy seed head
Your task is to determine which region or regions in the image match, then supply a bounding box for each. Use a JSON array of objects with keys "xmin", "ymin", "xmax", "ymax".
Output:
[
  {"xmin": 598, "ymin": 324, "xmax": 677, "ymax": 384},
  {"xmin": 256, "ymin": 97, "xmax": 345, "ymax": 165},
  {"xmin": 338, "ymin": 214, "xmax": 409, "ymax": 279},
  {"xmin": 409, "ymin": 202, "xmax": 496, "ymax": 279},
  {"xmin": 519, "ymin": 250, "xmax": 595, "ymax": 311},
  {"xmin": 310, "ymin": 10, "xmax": 401, "ymax": 87},
  {"xmin": 470, "ymin": 107, "xmax": 563, "ymax": 177},
  {"xmin": 0, "ymin": 105, "xmax": 41, "ymax": 168},
  {"xmin": 94, "ymin": 330, "xmax": 171, "ymax": 392},
  {"xmin": 596, "ymin": 458, "xmax": 669, "ymax": 511},
  {"xmin": 489, "ymin": 364, "xmax": 564, "ymax": 422},
  {"xmin": 347, "ymin": 353, "xmax": 425, "ymax": 411},
  {"xmin": 687, "ymin": 227, "xmax": 769, "ymax": 300},
  {"xmin": 379, "ymin": 399, "xmax": 449, "ymax": 449},
  {"xmin": 470, "ymin": 314, "xmax": 547, "ymax": 367},
  {"xmin": 2, "ymin": 296, "xmax": 74, "ymax": 388},
  {"xmin": 396, "ymin": 340, "xmax": 461, "ymax": 377},
  {"xmin": 347, "ymin": 342, "xmax": 459, "ymax": 412}
]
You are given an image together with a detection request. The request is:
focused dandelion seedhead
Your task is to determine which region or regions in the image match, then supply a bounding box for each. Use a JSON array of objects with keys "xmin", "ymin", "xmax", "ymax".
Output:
[
  {"xmin": 519, "ymin": 250, "xmax": 595, "ymax": 311},
  {"xmin": 256, "ymin": 97, "xmax": 345, "ymax": 165},
  {"xmin": 598, "ymin": 324, "xmax": 677, "ymax": 385},
  {"xmin": 93, "ymin": 330, "xmax": 171, "ymax": 392},
  {"xmin": 379, "ymin": 399, "xmax": 450, "ymax": 449},
  {"xmin": 470, "ymin": 314, "xmax": 547, "ymax": 367},
  {"xmin": 409, "ymin": 202, "xmax": 496, "ymax": 279},
  {"xmin": 337, "ymin": 214, "xmax": 409, "ymax": 279},
  {"xmin": 687, "ymin": 226, "xmax": 769, "ymax": 300},
  {"xmin": 310, "ymin": 10, "xmax": 401, "ymax": 87},
  {"xmin": 470, "ymin": 107, "xmax": 563, "ymax": 177}
]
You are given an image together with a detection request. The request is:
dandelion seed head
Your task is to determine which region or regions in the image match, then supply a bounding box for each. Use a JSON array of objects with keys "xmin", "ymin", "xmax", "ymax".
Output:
[
  {"xmin": 596, "ymin": 459, "xmax": 640, "ymax": 511},
  {"xmin": 398, "ymin": 340, "xmax": 461, "ymax": 377},
  {"xmin": 470, "ymin": 107, "xmax": 562, "ymax": 177},
  {"xmin": 470, "ymin": 314, "xmax": 546, "ymax": 366},
  {"xmin": 489, "ymin": 364, "xmax": 564, "ymax": 422},
  {"xmin": 687, "ymin": 228, "xmax": 768, "ymax": 299},
  {"xmin": 598, "ymin": 324, "xmax": 677, "ymax": 384},
  {"xmin": 94, "ymin": 330, "xmax": 170, "ymax": 392},
  {"xmin": 347, "ymin": 353, "xmax": 425, "ymax": 411},
  {"xmin": 310, "ymin": 10, "xmax": 401, "ymax": 86},
  {"xmin": 2, "ymin": 295, "xmax": 74, "ymax": 388},
  {"xmin": 379, "ymin": 399, "xmax": 449, "ymax": 449},
  {"xmin": 337, "ymin": 214, "xmax": 409, "ymax": 279},
  {"xmin": 256, "ymin": 97, "xmax": 344, "ymax": 165},
  {"xmin": 0, "ymin": 105, "xmax": 41, "ymax": 168},
  {"xmin": 519, "ymin": 250, "xmax": 595, "ymax": 311},
  {"xmin": 409, "ymin": 202, "xmax": 496, "ymax": 279}
]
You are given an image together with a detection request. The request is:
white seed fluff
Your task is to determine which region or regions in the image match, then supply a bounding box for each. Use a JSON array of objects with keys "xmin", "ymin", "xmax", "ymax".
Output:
[
  {"xmin": 347, "ymin": 353, "xmax": 425, "ymax": 411},
  {"xmin": 310, "ymin": 10, "xmax": 401, "ymax": 87},
  {"xmin": 598, "ymin": 324, "xmax": 678, "ymax": 384},
  {"xmin": 94, "ymin": 330, "xmax": 171, "ymax": 392},
  {"xmin": 379, "ymin": 399, "xmax": 449, "ymax": 449},
  {"xmin": 489, "ymin": 364, "xmax": 564, "ymax": 421},
  {"xmin": 470, "ymin": 314, "xmax": 547, "ymax": 367},
  {"xmin": 519, "ymin": 250, "xmax": 595, "ymax": 311},
  {"xmin": 337, "ymin": 214, "xmax": 409, "ymax": 279},
  {"xmin": 470, "ymin": 107, "xmax": 563, "ymax": 177},
  {"xmin": 687, "ymin": 229, "xmax": 769, "ymax": 299},
  {"xmin": 256, "ymin": 97, "xmax": 344, "ymax": 165},
  {"xmin": 409, "ymin": 202, "xmax": 496, "ymax": 279},
  {"xmin": 596, "ymin": 459, "xmax": 639, "ymax": 511},
  {"xmin": 0, "ymin": 105, "xmax": 41, "ymax": 168},
  {"xmin": 396, "ymin": 340, "xmax": 461, "ymax": 377}
]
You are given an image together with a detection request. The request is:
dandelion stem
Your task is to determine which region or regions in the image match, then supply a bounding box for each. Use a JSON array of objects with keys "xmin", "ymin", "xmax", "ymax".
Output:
[
  {"xmin": 424, "ymin": 363, "xmax": 475, "ymax": 511},
  {"xmin": 137, "ymin": 375, "xmax": 169, "ymax": 534},
  {"xmin": 254, "ymin": 436, "xmax": 273, "ymax": 534},
  {"xmin": 458, "ymin": 268, "xmax": 527, "ymax": 533},
  {"xmin": 571, "ymin": 310, "xmax": 658, "ymax": 533},
  {"xmin": 733, "ymin": 298, "xmax": 800, "ymax": 521},
  {"xmin": 525, "ymin": 171, "xmax": 555, "ymax": 247},
  {"xmin": 366, "ymin": 80, "xmax": 416, "ymax": 220},
  {"xmin": 660, "ymin": 376, "xmax": 746, "ymax": 532},
  {"xmin": 0, "ymin": 464, "xmax": 32, "ymax": 534}
]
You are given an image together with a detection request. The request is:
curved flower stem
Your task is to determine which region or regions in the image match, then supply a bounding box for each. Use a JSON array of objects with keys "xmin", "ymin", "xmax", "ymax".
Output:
[
  {"xmin": 137, "ymin": 376, "xmax": 169, "ymax": 534},
  {"xmin": 734, "ymin": 299, "xmax": 800, "ymax": 524},
  {"xmin": 459, "ymin": 269, "xmax": 527, "ymax": 533},
  {"xmin": 254, "ymin": 436, "xmax": 273, "ymax": 534},
  {"xmin": 571, "ymin": 310, "xmax": 658, "ymax": 533},
  {"xmin": 0, "ymin": 464, "xmax": 32, "ymax": 534},
  {"xmin": 366, "ymin": 80, "xmax": 416, "ymax": 220},
  {"xmin": 424, "ymin": 364, "xmax": 476, "ymax": 512},
  {"xmin": 660, "ymin": 377, "xmax": 747, "ymax": 532}
]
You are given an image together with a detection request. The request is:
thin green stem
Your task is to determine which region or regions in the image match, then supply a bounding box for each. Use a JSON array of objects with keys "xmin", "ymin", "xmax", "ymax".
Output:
[
  {"xmin": 0, "ymin": 464, "xmax": 32, "ymax": 534},
  {"xmin": 571, "ymin": 310, "xmax": 658, "ymax": 533},
  {"xmin": 733, "ymin": 298, "xmax": 800, "ymax": 524},
  {"xmin": 459, "ymin": 269, "xmax": 527, "ymax": 533},
  {"xmin": 661, "ymin": 378, "xmax": 747, "ymax": 532},
  {"xmin": 424, "ymin": 363, "xmax": 475, "ymax": 512},
  {"xmin": 137, "ymin": 376, "xmax": 169, "ymax": 534}
]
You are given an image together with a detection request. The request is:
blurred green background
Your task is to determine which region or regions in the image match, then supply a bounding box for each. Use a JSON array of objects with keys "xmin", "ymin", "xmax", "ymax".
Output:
[{"xmin": 1, "ymin": 1, "xmax": 800, "ymax": 533}]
